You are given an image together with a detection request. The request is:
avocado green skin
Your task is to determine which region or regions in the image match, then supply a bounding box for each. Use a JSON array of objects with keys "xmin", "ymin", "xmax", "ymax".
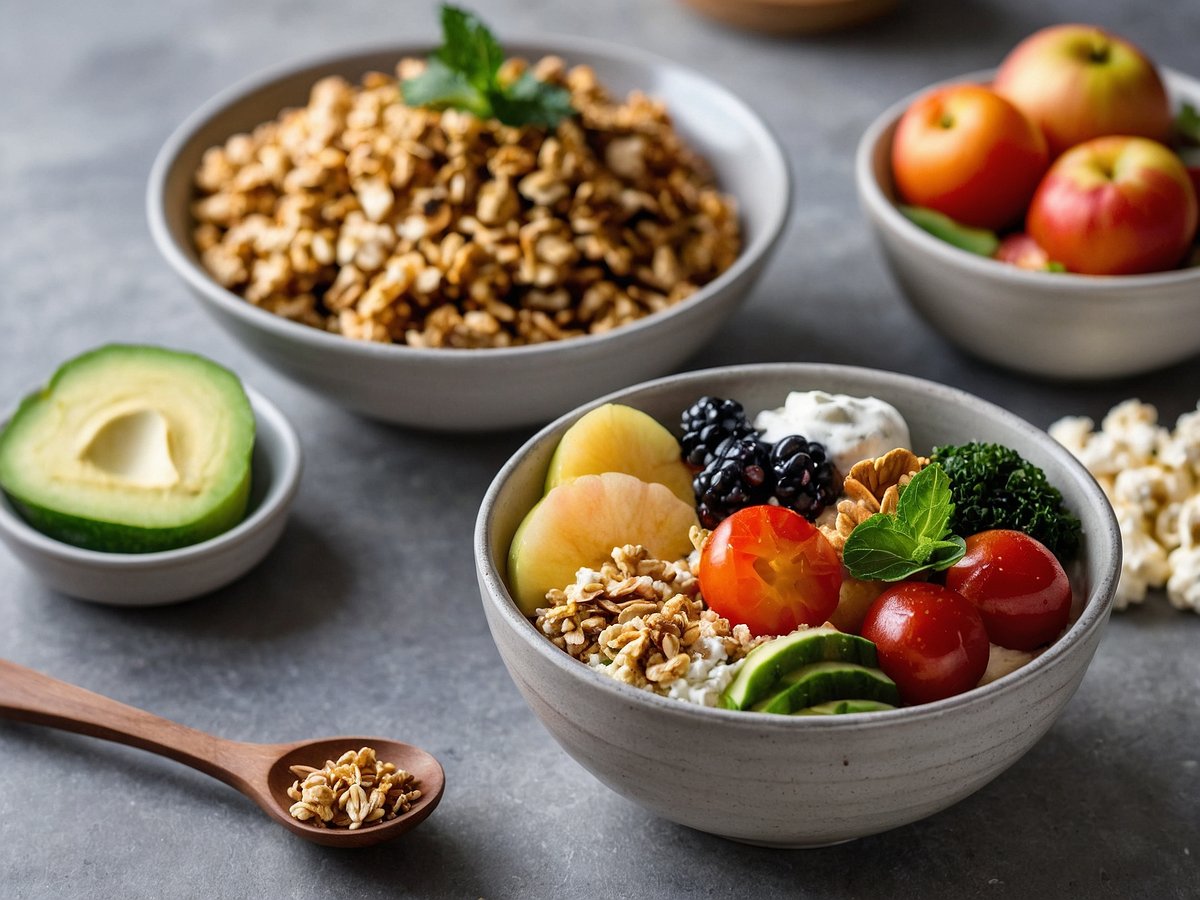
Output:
[
  {"xmin": 793, "ymin": 699, "xmax": 897, "ymax": 716},
  {"xmin": 750, "ymin": 662, "xmax": 900, "ymax": 715},
  {"xmin": 719, "ymin": 627, "xmax": 880, "ymax": 711},
  {"xmin": 4, "ymin": 468, "xmax": 250, "ymax": 553},
  {"xmin": 0, "ymin": 344, "xmax": 255, "ymax": 554}
]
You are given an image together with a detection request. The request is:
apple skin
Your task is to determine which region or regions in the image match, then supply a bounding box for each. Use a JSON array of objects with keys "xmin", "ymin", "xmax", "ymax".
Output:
[
  {"xmin": 994, "ymin": 24, "xmax": 1171, "ymax": 156},
  {"xmin": 1027, "ymin": 136, "xmax": 1199, "ymax": 276},
  {"xmin": 994, "ymin": 233, "xmax": 1056, "ymax": 271},
  {"xmin": 891, "ymin": 84, "xmax": 1049, "ymax": 230}
]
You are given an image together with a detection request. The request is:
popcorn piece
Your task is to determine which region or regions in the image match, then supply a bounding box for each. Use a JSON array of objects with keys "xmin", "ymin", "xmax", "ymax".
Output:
[
  {"xmin": 1166, "ymin": 547, "xmax": 1200, "ymax": 612},
  {"xmin": 1052, "ymin": 398, "xmax": 1200, "ymax": 614}
]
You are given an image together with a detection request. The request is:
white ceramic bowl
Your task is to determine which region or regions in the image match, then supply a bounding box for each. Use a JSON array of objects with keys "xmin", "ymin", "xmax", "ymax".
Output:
[
  {"xmin": 856, "ymin": 67, "xmax": 1200, "ymax": 380},
  {"xmin": 475, "ymin": 363, "xmax": 1120, "ymax": 846},
  {"xmin": 0, "ymin": 388, "xmax": 302, "ymax": 606},
  {"xmin": 147, "ymin": 40, "xmax": 791, "ymax": 432}
]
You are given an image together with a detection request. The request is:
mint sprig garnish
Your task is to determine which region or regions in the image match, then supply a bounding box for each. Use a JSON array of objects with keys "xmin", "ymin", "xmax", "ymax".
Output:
[
  {"xmin": 401, "ymin": 5, "xmax": 575, "ymax": 128},
  {"xmin": 842, "ymin": 463, "xmax": 966, "ymax": 581}
]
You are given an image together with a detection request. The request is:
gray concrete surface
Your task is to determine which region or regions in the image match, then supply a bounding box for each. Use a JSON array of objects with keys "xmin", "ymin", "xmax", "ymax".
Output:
[{"xmin": 1, "ymin": 0, "xmax": 1197, "ymax": 896}]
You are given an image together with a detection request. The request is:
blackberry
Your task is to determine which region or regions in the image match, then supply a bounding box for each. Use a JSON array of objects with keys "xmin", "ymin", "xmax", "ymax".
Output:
[
  {"xmin": 693, "ymin": 434, "xmax": 773, "ymax": 528},
  {"xmin": 680, "ymin": 396, "xmax": 756, "ymax": 467},
  {"xmin": 770, "ymin": 435, "xmax": 840, "ymax": 521}
]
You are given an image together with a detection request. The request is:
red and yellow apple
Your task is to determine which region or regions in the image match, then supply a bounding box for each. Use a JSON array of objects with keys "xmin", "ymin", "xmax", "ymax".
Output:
[
  {"xmin": 891, "ymin": 84, "xmax": 1049, "ymax": 230},
  {"xmin": 1027, "ymin": 136, "xmax": 1199, "ymax": 275},
  {"xmin": 994, "ymin": 233, "xmax": 1056, "ymax": 271},
  {"xmin": 993, "ymin": 24, "xmax": 1171, "ymax": 157}
]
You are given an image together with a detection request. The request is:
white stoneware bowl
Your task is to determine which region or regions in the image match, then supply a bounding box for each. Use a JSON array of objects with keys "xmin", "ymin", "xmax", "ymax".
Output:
[
  {"xmin": 0, "ymin": 388, "xmax": 302, "ymax": 606},
  {"xmin": 147, "ymin": 40, "xmax": 790, "ymax": 432},
  {"xmin": 856, "ymin": 68, "xmax": 1200, "ymax": 380},
  {"xmin": 475, "ymin": 363, "xmax": 1120, "ymax": 847}
]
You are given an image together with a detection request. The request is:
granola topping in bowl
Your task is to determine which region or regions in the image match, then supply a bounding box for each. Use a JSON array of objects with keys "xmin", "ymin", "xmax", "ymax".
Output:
[{"xmin": 191, "ymin": 56, "xmax": 741, "ymax": 348}]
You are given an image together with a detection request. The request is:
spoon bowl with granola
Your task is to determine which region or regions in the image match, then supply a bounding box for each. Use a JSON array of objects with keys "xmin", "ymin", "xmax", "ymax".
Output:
[
  {"xmin": 475, "ymin": 363, "xmax": 1120, "ymax": 846},
  {"xmin": 148, "ymin": 23, "xmax": 790, "ymax": 430}
]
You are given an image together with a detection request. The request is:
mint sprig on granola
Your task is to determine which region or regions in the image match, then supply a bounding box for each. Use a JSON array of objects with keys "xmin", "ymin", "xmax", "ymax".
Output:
[{"xmin": 401, "ymin": 5, "xmax": 575, "ymax": 128}]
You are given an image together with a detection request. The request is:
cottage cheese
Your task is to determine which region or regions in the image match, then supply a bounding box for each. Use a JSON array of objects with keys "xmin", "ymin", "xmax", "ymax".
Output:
[{"xmin": 755, "ymin": 390, "xmax": 911, "ymax": 472}]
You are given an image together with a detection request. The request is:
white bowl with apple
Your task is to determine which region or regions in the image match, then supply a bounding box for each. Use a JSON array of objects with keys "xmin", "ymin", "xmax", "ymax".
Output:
[{"xmin": 856, "ymin": 24, "xmax": 1200, "ymax": 380}]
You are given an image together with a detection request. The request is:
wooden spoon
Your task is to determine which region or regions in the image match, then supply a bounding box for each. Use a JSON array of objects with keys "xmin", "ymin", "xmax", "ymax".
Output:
[{"xmin": 0, "ymin": 659, "xmax": 444, "ymax": 847}]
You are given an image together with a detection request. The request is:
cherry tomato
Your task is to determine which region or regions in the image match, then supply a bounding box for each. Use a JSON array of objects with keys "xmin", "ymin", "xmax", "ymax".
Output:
[
  {"xmin": 860, "ymin": 583, "xmax": 990, "ymax": 706},
  {"xmin": 945, "ymin": 529, "xmax": 1072, "ymax": 651},
  {"xmin": 698, "ymin": 505, "xmax": 842, "ymax": 637},
  {"xmin": 891, "ymin": 84, "xmax": 1049, "ymax": 230}
]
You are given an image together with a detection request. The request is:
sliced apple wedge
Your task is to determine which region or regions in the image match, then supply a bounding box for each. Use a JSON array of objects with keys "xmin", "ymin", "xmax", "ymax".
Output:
[
  {"xmin": 508, "ymin": 471, "xmax": 699, "ymax": 616},
  {"xmin": 544, "ymin": 403, "xmax": 694, "ymax": 505}
]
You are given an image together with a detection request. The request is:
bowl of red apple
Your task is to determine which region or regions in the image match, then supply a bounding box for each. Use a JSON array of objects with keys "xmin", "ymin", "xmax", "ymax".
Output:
[
  {"xmin": 474, "ymin": 363, "xmax": 1120, "ymax": 846},
  {"xmin": 856, "ymin": 23, "xmax": 1200, "ymax": 380}
]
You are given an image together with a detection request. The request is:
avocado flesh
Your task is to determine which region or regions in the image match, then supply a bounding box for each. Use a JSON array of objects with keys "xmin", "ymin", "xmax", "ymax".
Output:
[
  {"xmin": 750, "ymin": 662, "xmax": 900, "ymax": 715},
  {"xmin": 0, "ymin": 345, "xmax": 255, "ymax": 553},
  {"xmin": 719, "ymin": 626, "xmax": 880, "ymax": 711}
]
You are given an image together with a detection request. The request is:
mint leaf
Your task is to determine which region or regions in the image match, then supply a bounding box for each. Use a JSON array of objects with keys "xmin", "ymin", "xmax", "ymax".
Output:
[
  {"xmin": 437, "ymin": 5, "xmax": 504, "ymax": 90},
  {"xmin": 402, "ymin": 58, "xmax": 492, "ymax": 118},
  {"xmin": 896, "ymin": 464, "xmax": 953, "ymax": 544},
  {"xmin": 928, "ymin": 535, "xmax": 967, "ymax": 571},
  {"xmin": 843, "ymin": 516, "xmax": 921, "ymax": 581},
  {"xmin": 400, "ymin": 4, "xmax": 575, "ymax": 128},
  {"xmin": 490, "ymin": 71, "xmax": 574, "ymax": 127},
  {"xmin": 842, "ymin": 462, "xmax": 966, "ymax": 581}
]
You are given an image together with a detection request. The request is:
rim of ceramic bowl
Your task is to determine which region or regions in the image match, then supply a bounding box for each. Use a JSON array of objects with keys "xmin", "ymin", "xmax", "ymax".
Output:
[
  {"xmin": 476, "ymin": 362, "xmax": 1121, "ymax": 732},
  {"xmin": 0, "ymin": 386, "xmax": 302, "ymax": 569},
  {"xmin": 856, "ymin": 66, "xmax": 1200, "ymax": 292},
  {"xmin": 146, "ymin": 36, "xmax": 792, "ymax": 363}
]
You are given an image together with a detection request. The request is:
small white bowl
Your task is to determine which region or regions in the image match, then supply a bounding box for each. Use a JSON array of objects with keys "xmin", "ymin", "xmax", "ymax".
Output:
[
  {"xmin": 475, "ymin": 363, "xmax": 1120, "ymax": 846},
  {"xmin": 856, "ymin": 67, "xmax": 1200, "ymax": 380},
  {"xmin": 147, "ymin": 40, "xmax": 791, "ymax": 432},
  {"xmin": 0, "ymin": 387, "xmax": 302, "ymax": 606}
]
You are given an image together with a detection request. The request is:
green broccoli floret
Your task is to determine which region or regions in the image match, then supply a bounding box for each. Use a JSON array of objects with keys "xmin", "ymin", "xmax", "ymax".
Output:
[{"xmin": 929, "ymin": 442, "xmax": 1081, "ymax": 561}]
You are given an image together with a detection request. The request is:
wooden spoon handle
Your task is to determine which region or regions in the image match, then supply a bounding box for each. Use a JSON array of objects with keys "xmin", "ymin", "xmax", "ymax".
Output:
[{"xmin": 0, "ymin": 658, "xmax": 250, "ymax": 789}]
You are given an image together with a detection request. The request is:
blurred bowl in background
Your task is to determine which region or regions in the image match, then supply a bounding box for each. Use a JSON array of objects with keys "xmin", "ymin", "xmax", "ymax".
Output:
[
  {"xmin": 148, "ymin": 39, "xmax": 791, "ymax": 432},
  {"xmin": 856, "ymin": 67, "xmax": 1200, "ymax": 381},
  {"xmin": 679, "ymin": 0, "xmax": 898, "ymax": 35}
]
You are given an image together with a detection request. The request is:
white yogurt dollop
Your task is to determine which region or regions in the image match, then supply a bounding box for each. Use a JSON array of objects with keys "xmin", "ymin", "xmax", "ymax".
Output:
[{"xmin": 754, "ymin": 390, "xmax": 911, "ymax": 472}]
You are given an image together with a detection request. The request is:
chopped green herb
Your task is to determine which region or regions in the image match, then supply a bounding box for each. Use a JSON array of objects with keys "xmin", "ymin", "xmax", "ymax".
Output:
[
  {"xmin": 930, "ymin": 442, "xmax": 1081, "ymax": 561},
  {"xmin": 899, "ymin": 205, "xmax": 1000, "ymax": 257},
  {"xmin": 842, "ymin": 463, "xmax": 966, "ymax": 581},
  {"xmin": 1177, "ymin": 102, "xmax": 1200, "ymax": 145},
  {"xmin": 401, "ymin": 4, "xmax": 575, "ymax": 128}
]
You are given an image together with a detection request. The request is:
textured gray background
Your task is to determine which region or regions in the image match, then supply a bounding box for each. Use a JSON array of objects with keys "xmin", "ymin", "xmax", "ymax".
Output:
[{"xmin": 1, "ymin": 0, "xmax": 1198, "ymax": 897}]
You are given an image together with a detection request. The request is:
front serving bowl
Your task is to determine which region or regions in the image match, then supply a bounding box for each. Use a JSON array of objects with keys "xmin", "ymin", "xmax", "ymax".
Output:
[
  {"xmin": 147, "ymin": 40, "xmax": 790, "ymax": 432},
  {"xmin": 856, "ymin": 68, "xmax": 1200, "ymax": 381},
  {"xmin": 474, "ymin": 363, "xmax": 1119, "ymax": 846}
]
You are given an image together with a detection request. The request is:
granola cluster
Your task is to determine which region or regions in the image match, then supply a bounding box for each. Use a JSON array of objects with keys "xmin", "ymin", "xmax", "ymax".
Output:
[
  {"xmin": 817, "ymin": 448, "xmax": 929, "ymax": 554},
  {"xmin": 192, "ymin": 56, "xmax": 740, "ymax": 348},
  {"xmin": 286, "ymin": 746, "xmax": 422, "ymax": 830},
  {"xmin": 533, "ymin": 543, "xmax": 759, "ymax": 693}
]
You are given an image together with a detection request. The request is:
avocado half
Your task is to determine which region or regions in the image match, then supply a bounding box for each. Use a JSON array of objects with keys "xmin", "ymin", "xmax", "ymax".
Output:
[{"xmin": 0, "ymin": 345, "xmax": 256, "ymax": 553}]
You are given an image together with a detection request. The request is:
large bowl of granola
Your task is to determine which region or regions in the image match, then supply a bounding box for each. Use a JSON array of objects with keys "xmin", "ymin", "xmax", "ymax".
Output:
[
  {"xmin": 474, "ymin": 363, "xmax": 1119, "ymax": 846},
  {"xmin": 147, "ymin": 37, "xmax": 789, "ymax": 431}
]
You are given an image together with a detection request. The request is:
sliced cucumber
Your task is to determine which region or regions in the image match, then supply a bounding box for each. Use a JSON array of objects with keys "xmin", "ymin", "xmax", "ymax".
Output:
[
  {"xmin": 719, "ymin": 626, "xmax": 879, "ymax": 711},
  {"xmin": 750, "ymin": 661, "xmax": 900, "ymax": 715},
  {"xmin": 793, "ymin": 700, "xmax": 896, "ymax": 716}
]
